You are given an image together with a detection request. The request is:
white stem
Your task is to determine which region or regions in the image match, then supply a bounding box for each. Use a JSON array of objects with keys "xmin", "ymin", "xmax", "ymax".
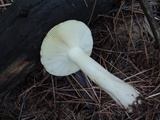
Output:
[{"xmin": 68, "ymin": 47, "xmax": 140, "ymax": 112}]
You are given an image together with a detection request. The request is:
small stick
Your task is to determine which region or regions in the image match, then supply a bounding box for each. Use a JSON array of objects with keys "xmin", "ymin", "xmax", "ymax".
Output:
[{"xmin": 139, "ymin": 0, "xmax": 160, "ymax": 50}]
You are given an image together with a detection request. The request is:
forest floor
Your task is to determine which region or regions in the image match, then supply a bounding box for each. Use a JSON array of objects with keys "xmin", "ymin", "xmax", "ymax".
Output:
[{"xmin": 0, "ymin": 0, "xmax": 160, "ymax": 120}]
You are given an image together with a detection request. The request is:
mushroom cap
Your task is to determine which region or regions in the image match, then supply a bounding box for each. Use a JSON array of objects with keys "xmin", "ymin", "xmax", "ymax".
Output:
[{"xmin": 40, "ymin": 20, "xmax": 93, "ymax": 76}]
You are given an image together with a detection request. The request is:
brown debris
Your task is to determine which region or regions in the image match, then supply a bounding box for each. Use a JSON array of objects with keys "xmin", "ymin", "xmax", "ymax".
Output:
[{"xmin": 0, "ymin": 0, "xmax": 160, "ymax": 119}]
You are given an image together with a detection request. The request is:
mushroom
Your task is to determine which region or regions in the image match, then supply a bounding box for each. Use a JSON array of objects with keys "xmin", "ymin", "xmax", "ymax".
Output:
[{"xmin": 40, "ymin": 20, "xmax": 141, "ymax": 112}]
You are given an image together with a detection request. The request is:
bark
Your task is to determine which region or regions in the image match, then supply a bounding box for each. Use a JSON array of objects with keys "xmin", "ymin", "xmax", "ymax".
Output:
[{"xmin": 0, "ymin": 0, "xmax": 119, "ymax": 98}]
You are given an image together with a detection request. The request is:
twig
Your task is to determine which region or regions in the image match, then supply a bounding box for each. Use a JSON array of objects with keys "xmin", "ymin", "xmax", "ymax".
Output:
[
  {"xmin": 87, "ymin": 0, "xmax": 97, "ymax": 25},
  {"xmin": 139, "ymin": 0, "xmax": 160, "ymax": 50}
]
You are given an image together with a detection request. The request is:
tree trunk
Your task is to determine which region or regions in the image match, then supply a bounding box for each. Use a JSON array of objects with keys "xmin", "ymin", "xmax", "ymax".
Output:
[{"xmin": 0, "ymin": 0, "xmax": 119, "ymax": 98}]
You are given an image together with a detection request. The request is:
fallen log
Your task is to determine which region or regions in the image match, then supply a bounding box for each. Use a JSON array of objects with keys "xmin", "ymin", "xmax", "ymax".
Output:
[{"xmin": 0, "ymin": 0, "xmax": 119, "ymax": 98}]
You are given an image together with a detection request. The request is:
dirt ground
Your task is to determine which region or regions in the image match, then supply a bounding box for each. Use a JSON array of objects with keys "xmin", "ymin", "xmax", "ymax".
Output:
[{"xmin": 0, "ymin": 0, "xmax": 160, "ymax": 120}]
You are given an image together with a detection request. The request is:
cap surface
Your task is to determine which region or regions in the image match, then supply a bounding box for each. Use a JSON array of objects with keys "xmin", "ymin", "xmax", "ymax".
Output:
[{"xmin": 40, "ymin": 20, "xmax": 93, "ymax": 76}]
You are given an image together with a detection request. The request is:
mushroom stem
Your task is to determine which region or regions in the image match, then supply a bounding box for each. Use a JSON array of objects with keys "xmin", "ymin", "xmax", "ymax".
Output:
[{"xmin": 68, "ymin": 47, "xmax": 140, "ymax": 112}]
